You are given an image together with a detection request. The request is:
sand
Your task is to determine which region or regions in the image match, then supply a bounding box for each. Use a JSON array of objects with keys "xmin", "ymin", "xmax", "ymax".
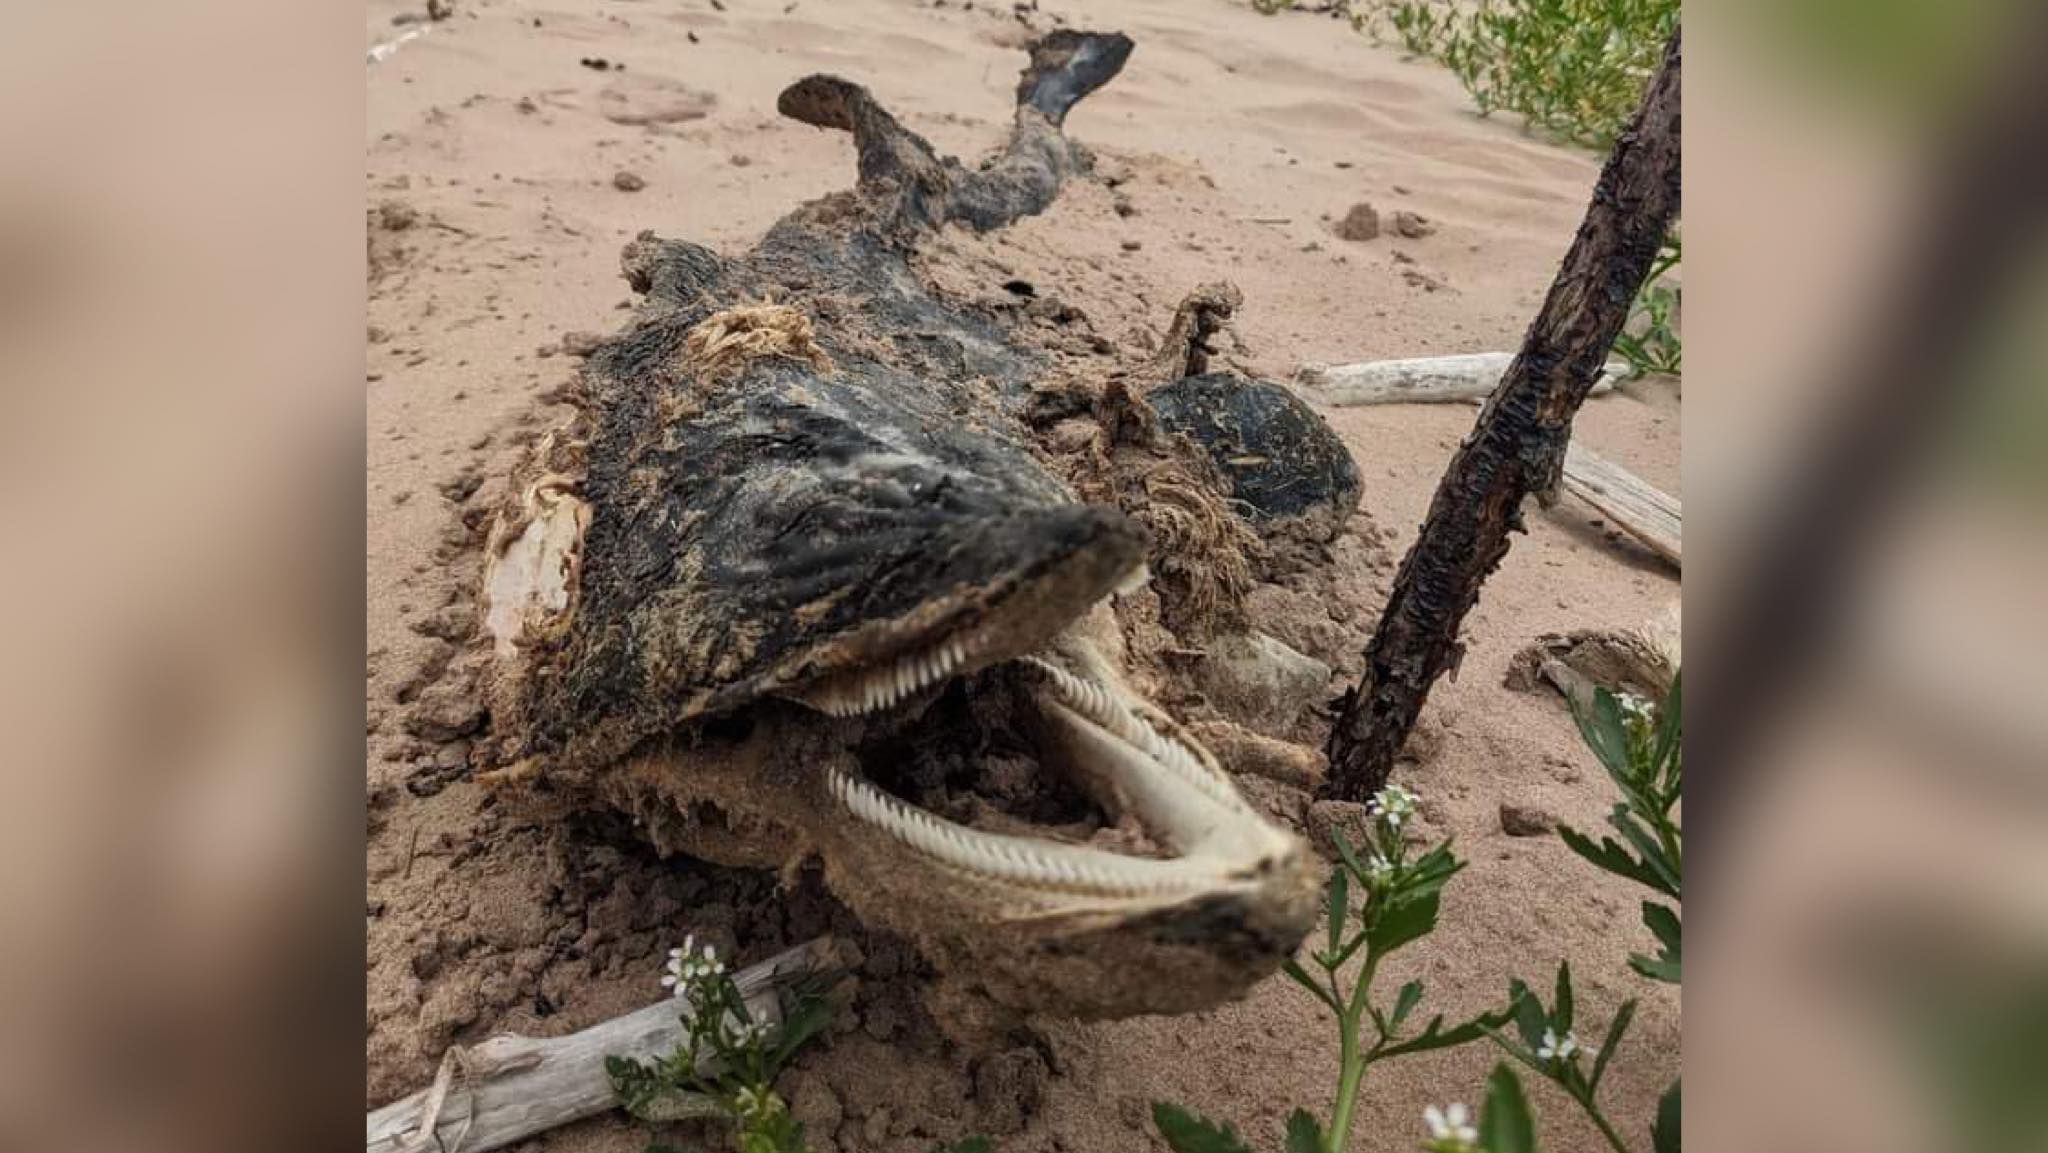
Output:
[{"xmin": 365, "ymin": 0, "xmax": 1681, "ymax": 1149}]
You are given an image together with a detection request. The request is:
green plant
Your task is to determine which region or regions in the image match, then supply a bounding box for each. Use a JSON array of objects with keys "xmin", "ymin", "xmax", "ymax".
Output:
[
  {"xmin": 607, "ymin": 937, "xmax": 839, "ymax": 1153},
  {"xmin": 1559, "ymin": 675, "xmax": 1681, "ymax": 983},
  {"xmin": 610, "ymin": 940, "xmax": 994, "ymax": 1153},
  {"xmin": 1152, "ymin": 785, "xmax": 1512, "ymax": 1153},
  {"xmin": 1412, "ymin": 1063, "xmax": 1669, "ymax": 1153},
  {"xmin": 1437, "ymin": 673, "xmax": 1682, "ymax": 1153},
  {"xmin": 1352, "ymin": 0, "xmax": 1678, "ymax": 151},
  {"xmin": 1474, "ymin": 961, "xmax": 1672, "ymax": 1153},
  {"xmin": 1611, "ymin": 231, "xmax": 1682, "ymax": 380}
]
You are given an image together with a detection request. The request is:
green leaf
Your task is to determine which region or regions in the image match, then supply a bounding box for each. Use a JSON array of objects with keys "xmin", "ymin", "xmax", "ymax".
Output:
[
  {"xmin": 1366, "ymin": 889, "xmax": 1442, "ymax": 959},
  {"xmin": 1510, "ymin": 980, "xmax": 1548, "ymax": 1051},
  {"xmin": 1152, "ymin": 1103, "xmax": 1256, "ymax": 1153},
  {"xmin": 1326, "ymin": 867, "xmax": 1349, "ymax": 954},
  {"xmin": 1282, "ymin": 958, "xmax": 1340, "ymax": 1013},
  {"xmin": 765, "ymin": 993, "xmax": 836, "ymax": 1073},
  {"xmin": 1376, "ymin": 1004, "xmax": 1516, "ymax": 1061},
  {"xmin": 1613, "ymin": 809, "xmax": 1681, "ymax": 894},
  {"xmin": 1570, "ymin": 686, "xmax": 1633, "ymax": 783},
  {"xmin": 934, "ymin": 1139, "xmax": 993, "ymax": 1153},
  {"xmin": 1390, "ymin": 979, "xmax": 1425, "ymax": 1033},
  {"xmin": 1643, "ymin": 902, "xmax": 1682, "ymax": 960},
  {"xmin": 1590, "ymin": 999, "xmax": 1637, "ymax": 1093},
  {"xmin": 1401, "ymin": 843, "xmax": 1466, "ymax": 893},
  {"xmin": 1326, "ymin": 929, "xmax": 1371, "ymax": 971},
  {"xmin": 1631, "ymin": 900, "xmax": 1683, "ymax": 982},
  {"xmin": 1558, "ymin": 824, "xmax": 1678, "ymax": 899},
  {"xmin": 1653, "ymin": 1079, "xmax": 1681, "ymax": 1153},
  {"xmin": 1284, "ymin": 1108, "xmax": 1323, "ymax": 1153},
  {"xmin": 1630, "ymin": 951, "xmax": 1683, "ymax": 983},
  {"xmin": 1479, "ymin": 1064, "xmax": 1538, "ymax": 1153},
  {"xmin": 1329, "ymin": 827, "xmax": 1369, "ymax": 882},
  {"xmin": 1552, "ymin": 961, "xmax": 1575, "ymax": 1035},
  {"xmin": 1651, "ymin": 672, "xmax": 1682, "ymax": 792}
]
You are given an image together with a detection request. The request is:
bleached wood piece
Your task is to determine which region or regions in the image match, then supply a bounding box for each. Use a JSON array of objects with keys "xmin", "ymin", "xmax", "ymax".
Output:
[
  {"xmin": 1296, "ymin": 352, "xmax": 1625, "ymax": 406},
  {"xmin": 1561, "ymin": 442, "xmax": 1682, "ymax": 566},
  {"xmin": 366, "ymin": 938, "xmax": 837, "ymax": 1153}
]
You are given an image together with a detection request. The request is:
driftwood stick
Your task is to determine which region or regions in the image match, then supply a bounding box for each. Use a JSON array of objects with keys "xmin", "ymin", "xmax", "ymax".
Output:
[
  {"xmin": 1561, "ymin": 442, "xmax": 1682, "ymax": 565},
  {"xmin": 366, "ymin": 938, "xmax": 839, "ymax": 1153},
  {"xmin": 1296, "ymin": 352, "xmax": 1625, "ymax": 406},
  {"xmin": 1323, "ymin": 29, "xmax": 1682, "ymax": 801}
]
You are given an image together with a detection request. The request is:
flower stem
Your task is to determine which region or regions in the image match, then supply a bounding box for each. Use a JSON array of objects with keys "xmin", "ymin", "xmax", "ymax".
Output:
[
  {"xmin": 1323, "ymin": 952, "xmax": 1381, "ymax": 1152},
  {"xmin": 1580, "ymin": 1093, "xmax": 1635, "ymax": 1153}
]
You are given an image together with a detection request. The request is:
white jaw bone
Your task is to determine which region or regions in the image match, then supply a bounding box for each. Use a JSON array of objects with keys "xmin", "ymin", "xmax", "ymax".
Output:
[{"xmin": 824, "ymin": 641, "xmax": 1299, "ymax": 902}]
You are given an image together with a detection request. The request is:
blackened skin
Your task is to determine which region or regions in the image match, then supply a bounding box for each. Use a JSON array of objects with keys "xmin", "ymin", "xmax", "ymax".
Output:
[
  {"xmin": 516, "ymin": 31, "xmax": 1353, "ymax": 774},
  {"xmin": 1150, "ymin": 372, "xmax": 1363, "ymax": 525},
  {"xmin": 521, "ymin": 33, "xmax": 1147, "ymax": 772}
]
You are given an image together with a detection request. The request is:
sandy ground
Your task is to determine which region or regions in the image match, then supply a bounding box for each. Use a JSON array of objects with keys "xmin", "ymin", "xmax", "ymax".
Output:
[{"xmin": 365, "ymin": 0, "xmax": 1680, "ymax": 1149}]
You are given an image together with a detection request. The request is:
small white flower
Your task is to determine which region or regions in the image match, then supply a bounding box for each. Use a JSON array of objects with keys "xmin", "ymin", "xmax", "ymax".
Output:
[
  {"xmin": 1364, "ymin": 854, "xmax": 1395, "ymax": 883},
  {"xmin": 1369, "ymin": 784, "xmax": 1420, "ymax": 831},
  {"xmin": 1369, "ymin": 785, "xmax": 1419, "ymax": 816},
  {"xmin": 661, "ymin": 942, "xmax": 691, "ymax": 992},
  {"xmin": 1536, "ymin": 1027, "xmax": 1580, "ymax": 1064},
  {"xmin": 660, "ymin": 935, "xmax": 727, "ymax": 995},
  {"xmin": 1424, "ymin": 1102, "xmax": 1477, "ymax": 1144}
]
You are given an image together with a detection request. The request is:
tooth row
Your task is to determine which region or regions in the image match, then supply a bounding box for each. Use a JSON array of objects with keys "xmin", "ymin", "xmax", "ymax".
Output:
[
  {"xmin": 810, "ymin": 635, "xmax": 975, "ymax": 717},
  {"xmin": 828, "ymin": 768, "xmax": 1208, "ymax": 896},
  {"xmin": 1020, "ymin": 658, "xmax": 1251, "ymax": 814}
]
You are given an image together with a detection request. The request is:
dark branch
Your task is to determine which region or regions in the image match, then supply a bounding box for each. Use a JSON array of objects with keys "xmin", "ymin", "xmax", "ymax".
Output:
[{"xmin": 1322, "ymin": 29, "xmax": 1683, "ymax": 801}]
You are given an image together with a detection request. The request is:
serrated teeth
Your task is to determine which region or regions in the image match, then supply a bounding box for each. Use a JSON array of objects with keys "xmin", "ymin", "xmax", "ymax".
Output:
[
  {"xmin": 794, "ymin": 627, "xmax": 983, "ymax": 718},
  {"xmin": 828, "ymin": 768, "xmax": 1218, "ymax": 896}
]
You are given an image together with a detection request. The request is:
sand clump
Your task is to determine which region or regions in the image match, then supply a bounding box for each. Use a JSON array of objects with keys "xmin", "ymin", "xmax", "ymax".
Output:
[{"xmin": 1334, "ymin": 201, "xmax": 1380, "ymax": 241}]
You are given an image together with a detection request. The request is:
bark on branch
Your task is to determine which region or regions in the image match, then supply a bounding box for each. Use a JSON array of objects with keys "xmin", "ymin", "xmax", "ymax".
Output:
[{"xmin": 1322, "ymin": 29, "xmax": 1683, "ymax": 801}]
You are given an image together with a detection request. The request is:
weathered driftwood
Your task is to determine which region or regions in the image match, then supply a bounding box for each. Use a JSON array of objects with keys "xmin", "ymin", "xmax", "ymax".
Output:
[
  {"xmin": 1561, "ymin": 442, "xmax": 1682, "ymax": 566},
  {"xmin": 1323, "ymin": 29, "xmax": 1682, "ymax": 801},
  {"xmin": 366, "ymin": 939, "xmax": 837, "ymax": 1153},
  {"xmin": 1295, "ymin": 352, "xmax": 1624, "ymax": 406}
]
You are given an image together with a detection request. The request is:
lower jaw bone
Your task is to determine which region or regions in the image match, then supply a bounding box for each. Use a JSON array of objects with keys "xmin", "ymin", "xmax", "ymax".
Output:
[{"xmin": 823, "ymin": 652, "xmax": 1300, "ymax": 908}]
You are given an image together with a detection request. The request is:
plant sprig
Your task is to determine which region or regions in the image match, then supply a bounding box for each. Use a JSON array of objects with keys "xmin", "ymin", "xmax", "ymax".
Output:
[
  {"xmin": 1560, "ymin": 676, "xmax": 1681, "ymax": 984},
  {"xmin": 1477, "ymin": 962, "xmax": 1641, "ymax": 1153},
  {"xmin": 1451, "ymin": 672, "xmax": 1683, "ymax": 1153},
  {"xmin": 607, "ymin": 937, "xmax": 840, "ymax": 1153},
  {"xmin": 1155, "ymin": 785, "xmax": 1510, "ymax": 1153},
  {"xmin": 1349, "ymin": 0, "xmax": 1678, "ymax": 152}
]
